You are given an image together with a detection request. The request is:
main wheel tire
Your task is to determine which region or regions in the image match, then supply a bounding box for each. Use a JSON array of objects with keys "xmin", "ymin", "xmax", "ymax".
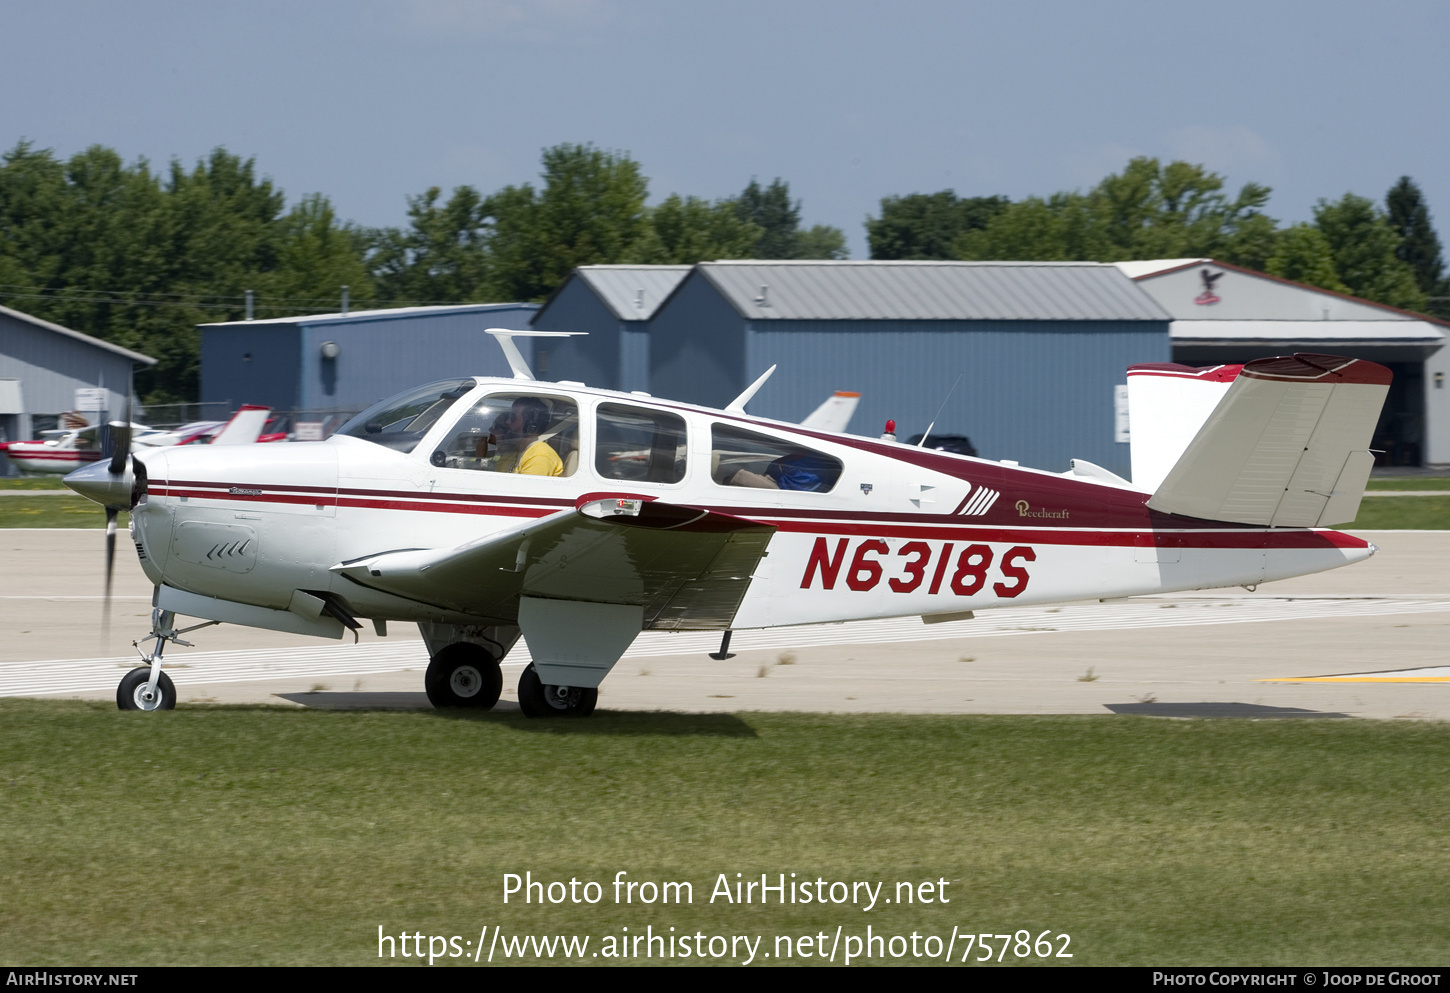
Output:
[
  {"xmin": 517, "ymin": 663, "xmax": 597, "ymax": 718},
  {"xmin": 117, "ymin": 667, "xmax": 176, "ymax": 711},
  {"xmin": 424, "ymin": 643, "xmax": 502, "ymax": 709}
]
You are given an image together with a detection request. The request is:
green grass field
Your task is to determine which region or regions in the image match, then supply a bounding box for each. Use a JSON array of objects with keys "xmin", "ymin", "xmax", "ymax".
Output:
[
  {"xmin": 1365, "ymin": 478, "xmax": 1450, "ymax": 491},
  {"xmin": 2, "ymin": 701, "xmax": 1449, "ymax": 966}
]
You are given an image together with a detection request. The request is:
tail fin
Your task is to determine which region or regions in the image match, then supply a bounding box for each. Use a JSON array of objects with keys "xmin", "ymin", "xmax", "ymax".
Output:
[
  {"xmin": 1145, "ymin": 354, "xmax": 1390, "ymax": 527},
  {"xmin": 1127, "ymin": 363, "xmax": 1241, "ymax": 491},
  {"xmin": 210, "ymin": 405, "xmax": 272, "ymax": 446},
  {"xmin": 799, "ymin": 391, "xmax": 860, "ymax": 434}
]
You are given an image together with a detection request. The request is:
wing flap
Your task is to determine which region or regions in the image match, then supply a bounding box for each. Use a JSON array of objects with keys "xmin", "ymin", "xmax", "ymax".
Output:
[
  {"xmin": 1146, "ymin": 354, "xmax": 1390, "ymax": 527},
  {"xmin": 332, "ymin": 496, "xmax": 775, "ymax": 628}
]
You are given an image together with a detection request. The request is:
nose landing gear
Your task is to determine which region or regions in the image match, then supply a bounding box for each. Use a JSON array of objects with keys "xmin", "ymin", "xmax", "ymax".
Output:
[{"xmin": 116, "ymin": 608, "xmax": 218, "ymax": 711}]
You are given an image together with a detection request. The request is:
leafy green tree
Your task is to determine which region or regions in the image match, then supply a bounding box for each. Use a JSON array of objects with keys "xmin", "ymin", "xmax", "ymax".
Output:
[
  {"xmin": 0, "ymin": 143, "xmax": 377, "ymax": 402},
  {"xmin": 1386, "ymin": 177, "xmax": 1448, "ymax": 317},
  {"xmin": 954, "ymin": 158, "xmax": 1275, "ymax": 266},
  {"xmin": 371, "ymin": 185, "xmax": 491, "ymax": 304},
  {"xmin": 1314, "ymin": 193, "xmax": 1425, "ymax": 310},
  {"xmin": 636, "ymin": 194, "xmax": 762, "ymax": 264},
  {"xmin": 1265, "ymin": 223, "xmax": 1349, "ymax": 293},
  {"xmin": 734, "ymin": 179, "xmax": 799, "ymax": 258},
  {"xmin": 733, "ymin": 178, "xmax": 848, "ymax": 259},
  {"xmin": 795, "ymin": 224, "xmax": 849, "ymax": 260},
  {"xmin": 484, "ymin": 143, "xmax": 653, "ymax": 301},
  {"xmin": 264, "ymin": 193, "xmax": 375, "ymax": 310},
  {"xmin": 867, "ymin": 191, "xmax": 1008, "ymax": 259}
]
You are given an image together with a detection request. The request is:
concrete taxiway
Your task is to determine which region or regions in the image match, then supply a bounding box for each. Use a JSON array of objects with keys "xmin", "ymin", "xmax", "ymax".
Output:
[{"xmin": 2, "ymin": 528, "xmax": 1447, "ymax": 719}]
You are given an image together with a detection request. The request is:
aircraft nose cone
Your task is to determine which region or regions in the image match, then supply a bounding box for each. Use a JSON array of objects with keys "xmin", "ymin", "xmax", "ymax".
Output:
[{"xmin": 64, "ymin": 459, "xmax": 133, "ymax": 509}]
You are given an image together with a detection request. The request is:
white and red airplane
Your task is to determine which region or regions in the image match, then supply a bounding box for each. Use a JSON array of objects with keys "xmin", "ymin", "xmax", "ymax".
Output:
[
  {"xmin": 63, "ymin": 330, "xmax": 1390, "ymax": 716},
  {"xmin": 3, "ymin": 405, "xmax": 276, "ymax": 475}
]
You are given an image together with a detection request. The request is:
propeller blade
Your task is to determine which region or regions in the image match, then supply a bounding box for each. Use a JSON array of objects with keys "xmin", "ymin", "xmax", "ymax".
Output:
[
  {"xmin": 103, "ymin": 507, "xmax": 117, "ymax": 636},
  {"xmin": 108, "ymin": 394, "xmax": 133, "ymax": 475}
]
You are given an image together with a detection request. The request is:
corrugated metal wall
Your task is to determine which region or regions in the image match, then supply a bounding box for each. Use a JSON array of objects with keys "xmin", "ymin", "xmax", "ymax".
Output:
[
  {"xmin": 0, "ymin": 312, "xmax": 137, "ymax": 432},
  {"xmin": 202, "ymin": 306, "xmax": 537, "ymax": 413},
  {"xmin": 295, "ymin": 307, "xmax": 536, "ymax": 410},
  {"xmin": 530, "ymin": 279, "xmax": 625, "ymax": 388},
  {"xmin": 648, "ymin": 272, "xmax": 746, "ymax": 409},
  {"xmin": 743, "ymin": 320, "xmax": 1168, "ymax": 476},
  {"xmin": 201, "ymin": 325, "xmax": 301, "ymax": 412}
]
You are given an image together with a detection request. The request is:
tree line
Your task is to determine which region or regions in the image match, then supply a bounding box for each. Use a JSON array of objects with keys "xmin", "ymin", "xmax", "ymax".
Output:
[
  {"xmin": 0, "ymin": 140, "xmax": 1444, "ymax": 403},
  {"xmin": 868, "ymin": 159, "xmax": 1448, "ymax": 317}
]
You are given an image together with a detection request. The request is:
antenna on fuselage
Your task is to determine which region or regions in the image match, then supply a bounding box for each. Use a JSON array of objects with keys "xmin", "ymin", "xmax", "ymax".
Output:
[
  {"xmin": 725, "ymin": 364, "xmax": 777, "ymax": 413},
  {"xmin": 485, "ymin": 328, "xmax": 587, "ymax": 381}
]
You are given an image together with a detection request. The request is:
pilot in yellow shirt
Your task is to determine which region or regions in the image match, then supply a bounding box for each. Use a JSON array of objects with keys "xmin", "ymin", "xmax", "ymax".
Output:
[{"xmin": 515, "ymin": 439, "xmax": 563, "ymax": 477}]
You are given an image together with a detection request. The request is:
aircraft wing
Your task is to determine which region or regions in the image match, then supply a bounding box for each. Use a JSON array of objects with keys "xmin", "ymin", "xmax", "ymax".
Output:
[
  {"xmin": 1146, "ymin": 353, "xmax": 1391, "ymax": 527},
  {"xmin": 331, "ymin": 495, "xmax": 775, "ymax": 630}
]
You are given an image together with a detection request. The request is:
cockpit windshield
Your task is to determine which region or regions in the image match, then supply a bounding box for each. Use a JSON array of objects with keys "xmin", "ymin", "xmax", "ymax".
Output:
[{"xmin": 337, "ymin": 379, "xmax": 477, "ymax": 453}]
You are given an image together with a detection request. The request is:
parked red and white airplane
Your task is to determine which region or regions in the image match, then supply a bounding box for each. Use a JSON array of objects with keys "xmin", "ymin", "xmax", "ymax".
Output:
[
  {"xmin": 3, "ymin": 405, "xmax": 275, "ymax": 475},
  {"xmin": 63, "ymin": 331, "xmax": 1390, "ymax": 716}
]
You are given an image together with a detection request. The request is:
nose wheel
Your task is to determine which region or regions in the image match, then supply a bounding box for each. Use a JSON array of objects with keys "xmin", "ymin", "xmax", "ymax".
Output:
[
  {"xmin": 116, "ymin": 607, "xmax": 210, "ymax": 712},
  {"xmin": 517, "ymin": 663, "xmax": 597, "ymax": 718},
  {"xmin": 118, "ymin": 667, "xmax": 176, "ymax": 711}
]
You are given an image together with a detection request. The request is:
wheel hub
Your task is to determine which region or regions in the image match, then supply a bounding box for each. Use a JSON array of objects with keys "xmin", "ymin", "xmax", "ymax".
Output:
[
  {"xmin": 449, "ymin": 665, "xmax": 483, "ymax": 698},
  {"xmin": 545, "ymin": 685, "xmax": 582, "ymax": 710}
]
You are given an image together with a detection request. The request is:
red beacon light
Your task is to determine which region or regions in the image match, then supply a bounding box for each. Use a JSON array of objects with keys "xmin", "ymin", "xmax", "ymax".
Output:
[{"xmin": 881, "ymin": 419, "xmax": 897, "ymax": 442}]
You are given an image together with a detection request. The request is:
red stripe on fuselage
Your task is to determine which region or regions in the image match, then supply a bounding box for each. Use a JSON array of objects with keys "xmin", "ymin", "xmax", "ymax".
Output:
[{"xmin": 148, "ymin": 483, "xmax": 1367, "ymax": 551}]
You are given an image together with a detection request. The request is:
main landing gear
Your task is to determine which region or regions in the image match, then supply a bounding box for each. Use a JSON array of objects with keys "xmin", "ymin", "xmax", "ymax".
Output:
[
  {"xmin": 424, "ymin": 643, "xmax": 503, "ymax": 709},
  {"xmin": 516, "ymin": 663, "xmax": 597, "ymax": 718}
]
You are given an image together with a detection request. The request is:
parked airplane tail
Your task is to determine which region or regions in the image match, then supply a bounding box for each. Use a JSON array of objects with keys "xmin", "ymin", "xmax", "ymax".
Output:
[
  {"xmin": 1143, "ymin": 354, "xmax": 1390, "ymax": 528},
  {"xmin": 799, "ymin": 391, "xmax": 860, "ymax": 434},
  {"xmin": 210, "ymin": 405, "xmax": 272, "ymax": 446}
]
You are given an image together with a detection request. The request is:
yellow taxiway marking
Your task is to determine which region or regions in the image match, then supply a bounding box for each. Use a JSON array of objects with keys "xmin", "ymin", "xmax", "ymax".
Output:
[{"xmin": 1261, "ymin": 667, "xmax": 1450, "ymax": 684}]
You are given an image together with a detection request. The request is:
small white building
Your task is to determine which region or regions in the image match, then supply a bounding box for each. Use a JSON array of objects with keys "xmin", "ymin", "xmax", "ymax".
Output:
[{"xmin": 1118, "ymin": 260, "xmax": 1450, "ymax": 467}]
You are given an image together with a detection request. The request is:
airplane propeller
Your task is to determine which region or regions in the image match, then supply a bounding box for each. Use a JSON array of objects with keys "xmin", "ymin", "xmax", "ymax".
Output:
[{"xmin": 63, "ymin": 396, "xmax": 143, "ymax": 633}]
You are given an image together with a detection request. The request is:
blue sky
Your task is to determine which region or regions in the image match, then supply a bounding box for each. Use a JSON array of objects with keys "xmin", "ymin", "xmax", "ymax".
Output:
[{"xmin": 2, "ymin": 0, "xmax": 1445, "ymax": 259}]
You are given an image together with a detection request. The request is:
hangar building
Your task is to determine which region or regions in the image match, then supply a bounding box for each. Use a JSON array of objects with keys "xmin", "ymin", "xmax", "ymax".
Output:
[
  {"xmin": 0, "ymin": 303, "xmax": 156, "ymax": 473},
  {"xmin": 530, "ymin": 265, "xmax": 690, "ymax": 391},
  {"xmin": 537, "ymin": 261, "xmax": 1172, "ymax": 478},
  {"xmin": 1118, "ymin": 260, "xmax": 1450, "ymax": 466},
  {"xmin": 200, "ymin": 302, "xmax": 538, "ymax": 420}
]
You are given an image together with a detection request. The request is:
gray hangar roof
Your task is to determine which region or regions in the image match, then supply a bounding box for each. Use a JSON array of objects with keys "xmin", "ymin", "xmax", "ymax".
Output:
[
  {"xmin": 693, "ymin": 260, "xmax": 1172, "ymax": 322},
  {"xmin": 0, "ymin": 302, "xmax": 156, "ymax": 365},
  {"xmin": 568, "ymin": 265, "xmax": 693, "ymax": 321}
]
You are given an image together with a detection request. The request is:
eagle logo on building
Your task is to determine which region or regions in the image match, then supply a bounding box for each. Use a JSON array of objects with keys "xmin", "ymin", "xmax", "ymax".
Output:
[{"xmin": 1195, "ymin": 268, "xmax": 1223, "ymax": 306}]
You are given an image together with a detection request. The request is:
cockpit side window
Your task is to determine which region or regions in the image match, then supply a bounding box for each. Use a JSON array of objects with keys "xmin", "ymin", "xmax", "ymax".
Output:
[
  {"xmin": 337, "ymin": 379, "xmax": 476, "ymax": 453},
  {"xmin": 433, "ymin": 393, "xmax": 579, "ymax": 477},
  {"xmin": 595, "ymin": 404, "xmax": 687, "ymax": 484},
  {"xmin": 711, "ymin": 424, "xmax": 843, "ymax": 492}
]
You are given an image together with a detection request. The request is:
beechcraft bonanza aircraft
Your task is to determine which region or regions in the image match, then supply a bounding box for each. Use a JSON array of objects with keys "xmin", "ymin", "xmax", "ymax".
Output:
[{"xmin": 64, "ymin": 330, "xmax": 1390, "ymax": 715}]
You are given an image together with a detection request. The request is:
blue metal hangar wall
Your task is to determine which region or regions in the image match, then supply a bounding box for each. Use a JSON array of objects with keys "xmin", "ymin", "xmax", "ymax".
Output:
[
  {"xmin": 0, "ymin": 303, "xmax": 155, "ymax": 460},
  {"xmin": 200, "ymin": 303, "xmax": 539, "ymax": 415},
  {"xmin": 530, "ymin": 265, "xmax": 690, "ymax": 392},
  {"xmin": 538, "ymin": 261, "xmax": 1171, "ymax": 477}
]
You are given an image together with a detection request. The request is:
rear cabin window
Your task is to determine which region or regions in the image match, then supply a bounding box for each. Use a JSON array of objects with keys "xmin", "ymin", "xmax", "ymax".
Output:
[
  {"xmin": 433, "ymin": 393, "xmax": 579, "ymax": 477},
  {"xmin": 710, "ymin": 424, "xmax": 843, "ymax": 492},
  {"xmin": 595, "ymin": 404, "xmax": 687, "ymax": 484}
]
